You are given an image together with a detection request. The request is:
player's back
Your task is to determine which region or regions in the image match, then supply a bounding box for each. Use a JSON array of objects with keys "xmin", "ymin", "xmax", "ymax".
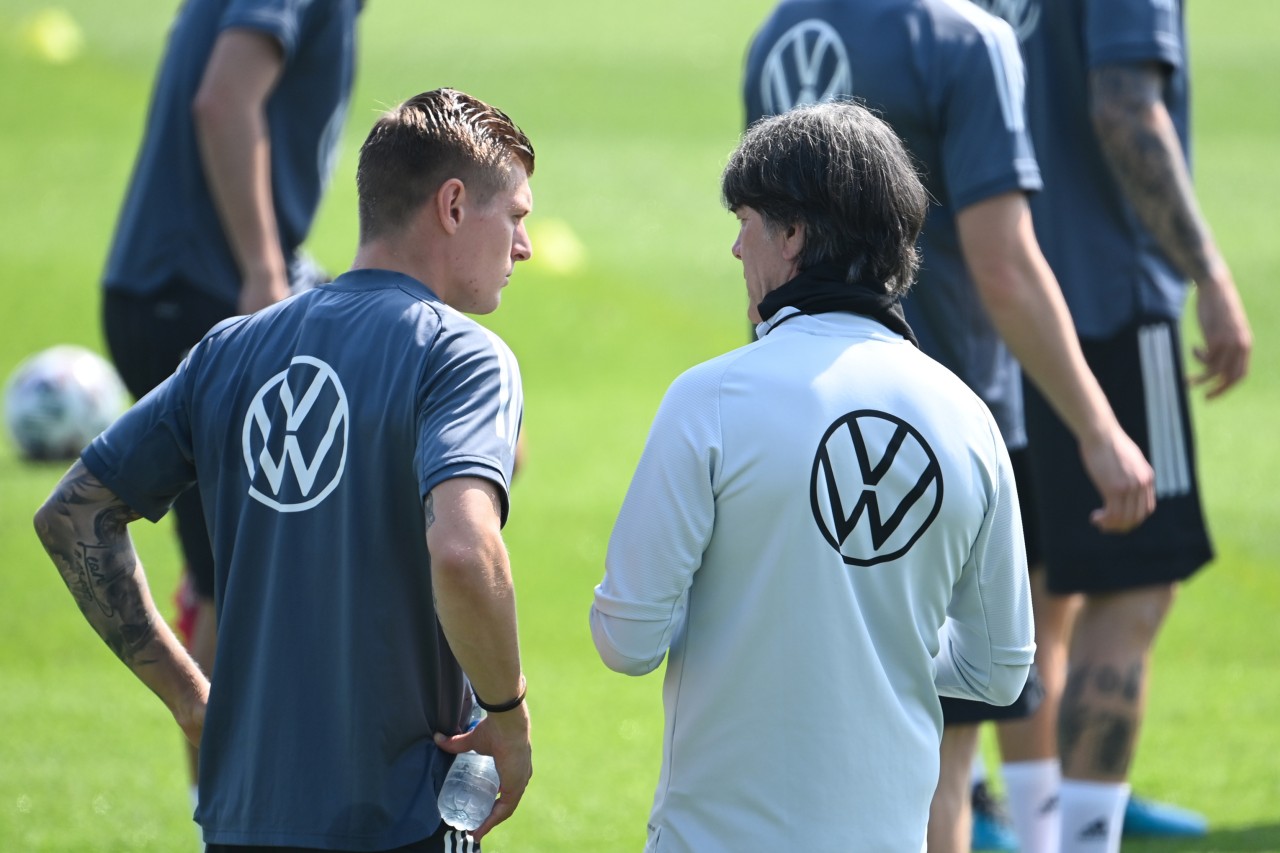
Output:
[
  {"xmin": 182, "ymin": 269, "xmax": 520, "ymax": 848},
  {"xmin": 745, "ymin": 0, "xmax": 1024, "ymax": 185}
]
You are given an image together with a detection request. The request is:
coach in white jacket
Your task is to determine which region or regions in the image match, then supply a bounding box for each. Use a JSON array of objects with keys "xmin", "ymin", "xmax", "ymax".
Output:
[{"xmin": 591, "ymin": 102, "xmax": 1035, "ymax": 853}]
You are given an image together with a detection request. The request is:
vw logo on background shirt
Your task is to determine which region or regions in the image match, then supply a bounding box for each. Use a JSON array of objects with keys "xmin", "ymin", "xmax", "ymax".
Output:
[
  {"xmin": 760, "ymin": 18, "xmax": 852, "ymax": 115},
  {"xmin": 242, "ymin": 355, "xmax": 349, "ymax": 512},
  {"xmin": 810, "ymin": 410, "xmax": 943, "ymax": 566},
  {"xmin": 969, "ymin": 0, "xmax": 1042, "ymax": 41}
]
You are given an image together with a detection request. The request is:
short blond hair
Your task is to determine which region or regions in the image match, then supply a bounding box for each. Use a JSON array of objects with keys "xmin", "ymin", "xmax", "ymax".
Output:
[{"xmin": 356, "ymin": 88, "xmax": 535, "ymax": 242}]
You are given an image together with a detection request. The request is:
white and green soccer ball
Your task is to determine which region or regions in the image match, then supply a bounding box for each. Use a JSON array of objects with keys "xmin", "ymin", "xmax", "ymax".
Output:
[{"xmin": 4, "ymin": 345, "xmax": 128, "ymax": 461}]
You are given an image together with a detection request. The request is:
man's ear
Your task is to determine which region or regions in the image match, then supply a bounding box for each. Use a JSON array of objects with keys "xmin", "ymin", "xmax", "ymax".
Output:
[
  {"xmin": 435, "ymin": 178, "xmax": 467, "ymax": 235},
  {"xmin": 781, "ymin": 221, "xmax": 806, "ymax": 262}
]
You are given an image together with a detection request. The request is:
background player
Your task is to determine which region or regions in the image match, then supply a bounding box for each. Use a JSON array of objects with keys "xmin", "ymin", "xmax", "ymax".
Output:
[
  {"xmin": 99, "ymin": 0, "xmax": 361, "ymax": 808},
  {"xmin": 985, "ymin": 1, "xmax": 1252, "ymax": 850}
]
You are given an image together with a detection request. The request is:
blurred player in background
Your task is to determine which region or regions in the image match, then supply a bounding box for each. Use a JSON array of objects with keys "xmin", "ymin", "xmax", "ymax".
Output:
[
  {"xmin": 742, "ymin": 2, "xmax": 1153, "ymax": 849},
  {"xmin": 971, "ymin": 0, "xmax": 1252, "ymax": 850},
  {"xmin": 593, "ymin": 100, "xmax": 1035, "ymax": 852},
  {"xmin": 98, "ymin": 0, "xmax": 361, "ymax": 810},
  {"xmin": 38, "ymin": 87, "xmax": 535, "ymax": 851}
]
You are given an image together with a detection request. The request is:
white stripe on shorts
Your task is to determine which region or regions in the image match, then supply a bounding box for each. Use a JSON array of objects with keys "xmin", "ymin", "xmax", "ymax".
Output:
[
  {"xmin": 445, "ymin": 829, "xmax": 476, "ymax": 853},
  {"xmin": 1138, "ymin": 324, "xmax": 1191, "ymax": 498}
]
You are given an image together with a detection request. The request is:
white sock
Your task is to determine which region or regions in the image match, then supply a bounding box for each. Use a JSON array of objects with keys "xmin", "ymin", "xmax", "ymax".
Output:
[
  {"xmin": 1059, "ymin": 779, "xmax": 1129, "ymax": 853},
  {"xmin": 190, "ymin": 784, "xmax": 201, "ymax": 847},
  {"xmin": 972, "ymin": 751, "xmax": 989, "ymax": 786},
  {"xmin": 1002, "ymin": 759, "xmax": 1061, "ymax": 853}
]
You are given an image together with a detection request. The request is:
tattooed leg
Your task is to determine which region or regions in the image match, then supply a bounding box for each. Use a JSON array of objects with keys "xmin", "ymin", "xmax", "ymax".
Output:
[{"xmin": 1058, "ymin": 584, "xmax": 1175, "ymax": 781}]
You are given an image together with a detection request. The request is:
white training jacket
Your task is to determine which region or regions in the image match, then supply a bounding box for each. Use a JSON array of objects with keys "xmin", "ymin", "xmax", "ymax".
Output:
[{"xmin": 592, "ymin": 311, "xmax": 1035, "ymax": 853}]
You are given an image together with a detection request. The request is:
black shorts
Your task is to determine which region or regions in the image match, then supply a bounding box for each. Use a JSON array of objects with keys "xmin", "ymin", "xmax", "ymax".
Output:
[
  {"xmin": 1009, "ymin": 448, "xmax": 1040, "ymax": 568},
  {"xmin": 1023, "ymin": 317, "xmax": 1213, "ymax": 594},
  {"xmin": 103, "ymin": 281, "xmax": 236, "ymax": 599},
  {"xmin": 940, "ymin": 449, "xmax": 1043, "ymax": 725},
  {"xmin": 941, "ymin": 663, "xmax": 1044, "ymax": 725},
  {"xmin": 205, "ymin": 823, "xmax": 479, "ymax": 852}
]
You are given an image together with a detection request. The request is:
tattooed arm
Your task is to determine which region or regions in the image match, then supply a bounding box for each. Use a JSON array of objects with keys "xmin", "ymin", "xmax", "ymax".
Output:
[
  {"xmin": 1089, "ymin": 62, "xmax": 1252, "ymax": 397},
  {"xmin": 34, "ymin": 461, "xmax": 209, "ymax": 746}
]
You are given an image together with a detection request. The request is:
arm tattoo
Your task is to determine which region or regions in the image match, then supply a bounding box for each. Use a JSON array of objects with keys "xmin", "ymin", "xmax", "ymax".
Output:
[
  {"xmin": 425, "ymin": 493, "xmax": 436, "ymax": 530},
  {"xmin": 36, "ymin": 463, "xmax": 157, "ymax": 667},
  {"xmin": 1090, "ymin": 63, "xmax": 1217, "ymax": 283}
]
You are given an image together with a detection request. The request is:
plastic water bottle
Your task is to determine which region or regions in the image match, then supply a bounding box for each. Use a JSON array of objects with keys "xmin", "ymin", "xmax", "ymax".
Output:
[{"xmin": 437, "ymin": 703, "xmax": 500, "ymax": 831}]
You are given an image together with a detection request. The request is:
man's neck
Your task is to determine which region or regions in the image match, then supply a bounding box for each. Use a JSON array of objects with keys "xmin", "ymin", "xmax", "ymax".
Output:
[{"xmin": 350, "ymin": 240, "xmax": 450, "ymax": 297}]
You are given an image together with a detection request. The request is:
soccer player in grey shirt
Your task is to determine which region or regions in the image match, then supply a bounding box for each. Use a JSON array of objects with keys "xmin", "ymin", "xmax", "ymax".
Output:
[
  {"xmin": 36, "ymin": 89, "xmax": 535, "ymax": 852},
  {"xmin": 979, "ymin": 0, "xmax": 1252, "ymax": 849}
]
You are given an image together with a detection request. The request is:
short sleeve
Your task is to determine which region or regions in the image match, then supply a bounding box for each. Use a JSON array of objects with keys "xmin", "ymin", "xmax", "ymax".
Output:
[
  {"xmin": 416, "ymin": 322, "xmax": 523, "ymax": 524},
  {"xmin": 1084, "ymin": 0, "xmax": 1182, "ymax": 71},
  {"xmin": 81, "ymin": 350, "xmax": 201, "ymax": 522},
  {"xmin": 941, "ymin": 12, "xmax": 1042, "ymax": 211},
  {"xmin": 221, "ymin": 0, "xmax": 320, "ymax": 59}
]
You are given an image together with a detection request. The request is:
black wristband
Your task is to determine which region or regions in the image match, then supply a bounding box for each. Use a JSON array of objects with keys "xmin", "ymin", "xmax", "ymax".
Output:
[{"xmin": 474, "ymin": 681, "xmax": 526, "ymax": 714}]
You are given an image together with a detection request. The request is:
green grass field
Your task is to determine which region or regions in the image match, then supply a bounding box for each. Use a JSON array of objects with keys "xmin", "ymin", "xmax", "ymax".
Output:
[{"xmin": 1, "ymin": 1, "xmax": 1277, "ymax": 850}]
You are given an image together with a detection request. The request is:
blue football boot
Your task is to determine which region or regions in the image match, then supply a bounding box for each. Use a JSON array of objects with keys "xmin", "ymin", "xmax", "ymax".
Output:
[
  {"xmin": 1123, "ymin": 795, "xmax": 1208, "ymax": 837},
  {"xmin": 972, "ymin": 781, "xmax": 1020, "ymax": 851}
]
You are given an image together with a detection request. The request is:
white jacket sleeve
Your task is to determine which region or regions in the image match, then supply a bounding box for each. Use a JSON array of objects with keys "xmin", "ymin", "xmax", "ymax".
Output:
[
  {"xmin": 591, "ymin": 367, "xmax": 720, "ymax": 676},
  {"xmin": 934, "ymin": 433, "xmax": 1035, "ymax": 704}
]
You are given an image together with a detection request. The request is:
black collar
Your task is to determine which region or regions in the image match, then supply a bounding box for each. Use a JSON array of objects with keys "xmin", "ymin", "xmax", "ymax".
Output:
[{"xmin": 757, "ymin": 261, "xmax": 917, "ymax": 347}]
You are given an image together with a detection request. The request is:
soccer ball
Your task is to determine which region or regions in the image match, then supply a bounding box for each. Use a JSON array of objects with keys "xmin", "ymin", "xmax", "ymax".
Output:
[{"xmin": 4, "ymin": 345, "xmax": 128, "ymax": 461}]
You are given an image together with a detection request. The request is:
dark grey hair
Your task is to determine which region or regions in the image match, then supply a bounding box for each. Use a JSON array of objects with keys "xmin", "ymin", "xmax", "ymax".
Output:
[{"xmin": 722, "ymin": 100, "xmax": 927, "ymax": 296}]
